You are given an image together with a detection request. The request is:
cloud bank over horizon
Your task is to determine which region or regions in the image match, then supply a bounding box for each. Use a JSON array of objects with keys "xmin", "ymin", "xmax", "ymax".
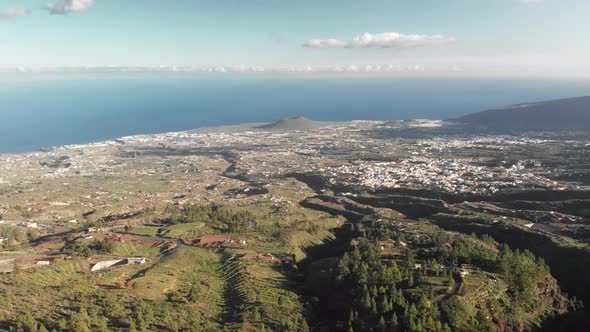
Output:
[{"xmin": 304, "ymin": 32, "xmax": 456, "ymax": 49}]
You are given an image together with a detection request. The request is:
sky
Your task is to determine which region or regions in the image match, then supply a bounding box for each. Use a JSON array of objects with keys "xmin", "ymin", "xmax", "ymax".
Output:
[{"xmin": 1, "ymin": 0, "xmax": 589, "ymax": 76}]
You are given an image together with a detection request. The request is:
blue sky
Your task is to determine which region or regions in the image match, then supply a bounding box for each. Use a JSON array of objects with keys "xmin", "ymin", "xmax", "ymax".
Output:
[{"xmin": 1, "ymin": 0, "xmax": 589, "ymax": 76}]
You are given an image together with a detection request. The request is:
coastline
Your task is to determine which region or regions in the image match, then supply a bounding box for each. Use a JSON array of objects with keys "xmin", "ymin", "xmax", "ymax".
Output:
[{"xmin": 0, "ymin": 119, "xmax": 444, "ymax": 156}]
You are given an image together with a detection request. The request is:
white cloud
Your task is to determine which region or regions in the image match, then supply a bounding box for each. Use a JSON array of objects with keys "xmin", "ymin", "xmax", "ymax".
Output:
[
  {"xmin": 304, "ymin": 32, "xmax": 456, "ymax": 49},
  {"xmin": 303, "ymin": 38, "xmax": 348, "ymax": 48},
  {"xmin": 46, "ymin": 0, "xmax": 95, "ymax": 15},
  {"xmin": 350, "ymin": 32, "xmax": 456, "ymax": 48},
  {"xmin": 0, "ymin": 8, "xmax": 31, "ymax": 19}
]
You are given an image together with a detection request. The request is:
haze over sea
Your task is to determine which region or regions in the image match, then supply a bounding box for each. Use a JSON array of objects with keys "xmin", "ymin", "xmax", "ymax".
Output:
[{"xmin": 1, "ymin": 73, "xmax": 589, "ymax": 154}]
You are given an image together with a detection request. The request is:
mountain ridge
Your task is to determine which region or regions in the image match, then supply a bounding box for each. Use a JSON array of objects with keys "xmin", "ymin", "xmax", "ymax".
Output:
[{"xmin": 451, "ymin": 96, "xmax": 590, "ymax": 132}]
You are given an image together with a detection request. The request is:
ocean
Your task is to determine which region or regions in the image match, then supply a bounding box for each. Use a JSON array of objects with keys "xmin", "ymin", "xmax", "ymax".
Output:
[{"xmin": 1, "ymin": 73, "xmax": 589, "ymax": 153}]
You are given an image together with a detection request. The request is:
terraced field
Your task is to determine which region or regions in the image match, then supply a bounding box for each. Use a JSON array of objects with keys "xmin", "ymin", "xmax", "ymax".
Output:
[
  {"xmin": 219, "ymin": 253, "xmax": 305, "ymax": 331},
  {"xmin": 130, "ymin": 247, "xmax": 223, "ymax": 307}
]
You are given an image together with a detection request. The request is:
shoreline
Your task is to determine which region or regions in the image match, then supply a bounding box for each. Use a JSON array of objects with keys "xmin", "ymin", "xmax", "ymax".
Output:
[{"xmin": 0, "ymin": 118, "xmax": 444, "ymax": 156}]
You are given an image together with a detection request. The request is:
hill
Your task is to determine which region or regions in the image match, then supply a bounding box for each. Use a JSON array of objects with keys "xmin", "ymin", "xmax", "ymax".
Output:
[
  {"xmin": 451, "ymin": 96, "xmax": 590, "ymax": 132},
  {"xmin": 257, "ymin": 117, "xmax": 329, "ymax": 131}
]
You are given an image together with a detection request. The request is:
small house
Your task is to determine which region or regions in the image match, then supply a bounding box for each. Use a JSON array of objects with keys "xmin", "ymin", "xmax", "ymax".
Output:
[
  {"xmin": 194, "ymin": 235, "xmax": 245, "ymax": 248},
  {"xmin": 19, "ymin": 222, "xmax": 38, "ymax": 229},
  {"xmin": 127, "ymin": 257, "xmax": 146, "ymax": 265}
]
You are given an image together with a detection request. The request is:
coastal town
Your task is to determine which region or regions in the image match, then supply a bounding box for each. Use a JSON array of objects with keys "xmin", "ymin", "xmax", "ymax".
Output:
[{"xmin": 1, "ymin": 118, "xmax": 587, "ymax": 248}]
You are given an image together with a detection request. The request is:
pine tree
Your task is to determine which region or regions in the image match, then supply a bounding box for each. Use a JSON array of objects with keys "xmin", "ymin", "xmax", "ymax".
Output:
[
  {"xmin": 348, "ymin": 310, "xmax": 355, "ymax": 326},
  {"xmin": 389, "ymin": 312, "xmax": 399, "ymax": 332},
  {"xmin": 425, "ymin": 316, "xmax": 435, "ymax": 331},
  {"xmin": 409, "ymin": 304, "xmax": 418, "ymax": 319},
  {"xmin": 431, "ymin": 303, "xmax": 441, "ymax": 320},
  {"xmin": 417, "ymin": 294, "xmax": 428, "ymax": 312},
  {"xmin": 371, "ymin": 298, "xmax": 379, "ymax": 316},
  {"xmin": 378, "ymin": 316, "xmax": 386, "ymax": 330},
  {"xmin": 415, "ymin": 319, "xmax": 424, "ymax": 332},
  {"xmin": 370, "ymin": 286, "xmax": 378, "ymax": 298},
  {"xmin": 362, "ymin": 294, "xmax": 372, "ymax": 311},
  {"xmin": 399, "ymin": 294, "xmax": 407, "ymax": 309},
  {"xmin": 408, "ymin": 273, "xmax": 414, "ymax": 287},
  {"xmin": 388, "ymin": 285, "xmax": 397, "ymax": 299},
  {"xmin": 407, "ymin": 251, "xmax": 415, "ymax": 267},
  {"xmin": 414, "ymin": 269, "xmax": 423, "ymax": 285},
  {"xmin": 390, "ymin": 262, "xmax": 402, "ymax": 282},
  {"xmin": 381, "ymin": 295, "xmax": 390, "ymax": 313}
]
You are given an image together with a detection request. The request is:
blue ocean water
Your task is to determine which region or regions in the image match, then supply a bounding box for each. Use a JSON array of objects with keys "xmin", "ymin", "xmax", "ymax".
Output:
[{"xmin": 1, "ymin": 73, "xmax": 589, "ymax": 153}]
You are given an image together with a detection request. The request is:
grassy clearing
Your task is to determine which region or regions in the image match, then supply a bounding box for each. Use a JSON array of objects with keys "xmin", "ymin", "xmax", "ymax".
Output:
[
  {"xmin": 160, "ymin": 221, "xmax": 210, "ymax": 240},
  {"xmin": 123, "ymin": 226, "xmax": 160, "ymax": 237},
  {"xmin": 111, "ymin": 242, "xmax": 162, "ymax": 257},
  {"xmin": 129, "ymin": 247, "xmax": 224, "ymax": 315}
]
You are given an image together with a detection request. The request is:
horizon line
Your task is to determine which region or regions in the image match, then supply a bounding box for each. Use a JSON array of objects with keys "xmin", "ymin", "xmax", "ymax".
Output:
[{"xmin": 1, "ymin": 65, "xmax": 590, "ymax": 80}]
